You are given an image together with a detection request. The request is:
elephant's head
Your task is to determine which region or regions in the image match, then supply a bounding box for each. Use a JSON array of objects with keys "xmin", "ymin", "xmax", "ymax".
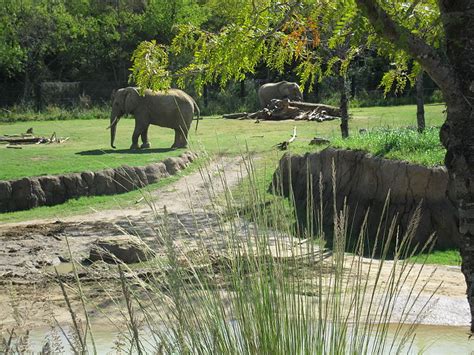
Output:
[
  {"xmin": 280, "ymin": 82, "xmax": 303, "ymax": 102},
  {"xmin": 109, "ymin": 87, "xmax": 139, "ymax": 148}
]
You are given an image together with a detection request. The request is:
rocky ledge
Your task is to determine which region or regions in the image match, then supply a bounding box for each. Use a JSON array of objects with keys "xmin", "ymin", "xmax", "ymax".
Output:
[
  {"xmin": 272, "ymin": 147, "xmax": 459, "ymax": 249},
  {"xmin": 0, "ymin": 151, "xmax": 198, "ymax": 213}
]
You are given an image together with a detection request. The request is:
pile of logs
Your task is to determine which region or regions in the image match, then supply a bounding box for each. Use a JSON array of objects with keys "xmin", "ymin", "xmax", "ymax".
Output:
[
  {"xmin": 223, "ymin": 99, "xmax": 342, "ymax": 122},
  {"xmin": 0, "ymin": 130, "xmax": 69, "ymax": 148}
]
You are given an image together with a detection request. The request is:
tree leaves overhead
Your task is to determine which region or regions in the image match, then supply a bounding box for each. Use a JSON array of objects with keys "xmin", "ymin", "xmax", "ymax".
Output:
[
  {"xmin": 0, "ymin": 0, "xmax": 209, "ymax": 82},
  {"xmin": 129, "ymin": 0, "xmax": 442, "ymax": 99}
]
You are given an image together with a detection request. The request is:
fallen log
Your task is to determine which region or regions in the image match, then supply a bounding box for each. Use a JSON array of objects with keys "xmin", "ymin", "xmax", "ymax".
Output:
[
  {"xmin": 223, "ymin": 112, "xmax": 248, "ymax": 119},
  {"xmin": 223, "ymin": 99, "xmax": 342, "ymax": 122},
  {"xmin": 0, "ymin": 136, "xmax": 45, "ymax": 144},
  {"xmin": 287, "ymin": 101, "xmax": 341, "ymax": 117},
  {"xmin": 0, "ymin": 131, "xmax": 69, "ymax": 145}
]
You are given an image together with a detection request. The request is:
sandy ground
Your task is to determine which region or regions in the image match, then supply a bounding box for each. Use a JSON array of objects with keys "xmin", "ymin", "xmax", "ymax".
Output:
[{"xmin": 0, "ymin": 156, "xmax": 470, "ymax": 332}]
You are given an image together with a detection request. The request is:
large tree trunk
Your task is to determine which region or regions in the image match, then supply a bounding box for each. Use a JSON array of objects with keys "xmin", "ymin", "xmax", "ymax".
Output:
[
  {"xmin": 355, "ymin": 0, "xmax": 474, "ymax": 332},
  {"xmin": 416, "ymin": 71, "xmax": 425, "ymax": 133},
  {"xmin": 438, "ymin": 0, "xmax": 474, "ymax": 333}
]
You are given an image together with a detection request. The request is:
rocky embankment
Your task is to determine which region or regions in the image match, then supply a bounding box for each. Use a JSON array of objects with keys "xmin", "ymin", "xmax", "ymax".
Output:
[
  {"xmin": 273, "ymin": 147, "xmax": 459, "ymax": 249},
  {"xmin": 0, "ymin": 151, "xmax": 198, "ymax": 212}
]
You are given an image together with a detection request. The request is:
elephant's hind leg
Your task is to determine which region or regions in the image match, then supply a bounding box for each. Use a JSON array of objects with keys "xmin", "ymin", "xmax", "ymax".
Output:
[{"xmin": 171, "ymin": 128, "xmax": 188, "ymax": 149}]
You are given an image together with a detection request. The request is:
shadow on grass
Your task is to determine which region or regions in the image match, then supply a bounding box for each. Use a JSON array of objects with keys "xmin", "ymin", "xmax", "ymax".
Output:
[{"xmin": 76, "ymin": 147, "xmax": 176, "ymax": 155}]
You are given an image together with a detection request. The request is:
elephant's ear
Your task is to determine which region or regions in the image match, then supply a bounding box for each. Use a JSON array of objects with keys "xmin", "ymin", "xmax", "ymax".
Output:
[{"xmin": 124, "ymin": 88, "xmax": 139, "ymax": 113}]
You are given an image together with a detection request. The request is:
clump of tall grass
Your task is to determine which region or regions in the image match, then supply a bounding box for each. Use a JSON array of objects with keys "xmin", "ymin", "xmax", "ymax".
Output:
[
  {"xmin": 331, "ymin": 127, "xmax": 445, "ymax": 167},
  {"xmin": 0, "ymin": 104, "xmax": 110, "ymax": 122},
  {"xmin": 21, "ymin": 153, "xmax": 437, "ymax": 353}
]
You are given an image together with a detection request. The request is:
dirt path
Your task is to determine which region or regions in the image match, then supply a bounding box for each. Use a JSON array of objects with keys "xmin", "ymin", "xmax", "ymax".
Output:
[
  {"xmin": 0, "ymin": 155, "xmax": 470, "ymax": 330},
  {"xmin": 0, "ymin": 156, "xmax": 248, "ymax": 282}
]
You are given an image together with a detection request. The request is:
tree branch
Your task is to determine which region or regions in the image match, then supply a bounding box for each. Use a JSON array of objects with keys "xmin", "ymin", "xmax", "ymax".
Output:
[{"xmin": 354, "ymin": 0, "xmax": 462, "ymax": 101}]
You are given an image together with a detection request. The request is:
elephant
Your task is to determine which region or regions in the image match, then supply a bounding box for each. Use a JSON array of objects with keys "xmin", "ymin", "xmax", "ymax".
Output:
[
  {"xmin": 109, "ymin": 87, "xmax": 200, "ymax": 149},
  {"xmin": 258, "ymin": 81, "xmax": 303, "ymax": 108}
]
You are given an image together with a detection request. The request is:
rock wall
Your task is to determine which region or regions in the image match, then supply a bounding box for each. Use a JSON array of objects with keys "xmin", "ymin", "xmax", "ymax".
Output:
[
  {"xmin": 272, "ymin": 148, "xmax": 459, "ymax": 249},
  {"xmin": 0, "ymin": 151, "xmax": 198, "ymax": 213}
]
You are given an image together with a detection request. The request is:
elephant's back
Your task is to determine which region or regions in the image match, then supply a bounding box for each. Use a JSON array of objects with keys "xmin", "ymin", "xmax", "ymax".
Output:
[{"xmin": 146, "ymin": 89, "xmax": 193, "ymax": 105}]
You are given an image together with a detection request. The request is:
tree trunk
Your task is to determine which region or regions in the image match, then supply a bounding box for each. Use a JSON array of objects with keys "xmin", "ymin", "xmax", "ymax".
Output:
[
  {"xmin": 240, "ymin": 80, "xmax": 245, "ymax": 98},
  {"xmin": 340, "ymin": 76, "xmax": 349, "ymax": 138},
  {"xmin": 439, "ymin": 1, "xmax": 474, "ymax": 333},
  {"xmin": 442, "ymin": 99, "xmax": 474, "ymax": 333},
  {"xmin": 203, "ymin": 85, "xmax": 208, "ymax": 108},
  {"xmin": 416, "ymin": 71, "xmax": 425, "ymax": 133}
]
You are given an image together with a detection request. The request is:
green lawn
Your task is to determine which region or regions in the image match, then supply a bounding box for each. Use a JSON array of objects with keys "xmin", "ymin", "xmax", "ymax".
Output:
[
  {"xmin": 0, "ymin": 103, "xmax": 447, "ymax": 223},
  {"xmin": 0, "ymin": 103, "xmax": 446, "ymax": 180},
  {"xmin": 331, "ymin": 126, "xmax": 445, "ymax": 166},
  {"xmin": 408, "ymin": 249, "xmax": 462, "ymax": 266}
]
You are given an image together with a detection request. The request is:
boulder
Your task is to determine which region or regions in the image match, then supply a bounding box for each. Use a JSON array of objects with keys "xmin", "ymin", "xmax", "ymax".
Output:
[
  {"xmin": 10, "ymin": 178, "xmax": 46, "ymax": 211},
  {"xmin": 39, "ymin": 176, "xmax": 66, "ymax": 206},
  {"xmin": 134, "ymin": 166, "xmax": 149, "ymax": 188},
  {"xmin": 81, "ymin": 171, "xmax": 96, "ymax": 195},
  {"xmin": 61, "ymin": 173, "xmax": 88, "ymax": 198},
  {"xmin": 163, "ymin": 157, "xmax": 188, "ymax": 175},
  {"xmin": 94, "ymin": 168, "xmax": 117, "ymax": 195},
  {"xmin": 88, "ymin": 236, "xmax": 154, "ymax": 264},
  {"xmin": 144, "ymin": 162, "xmax": 168, "ymax": 184},
  {"xmin": 180, "ymin": 151, "xmax": 198, "ymax": 164},
  {"xmin": 0, "ymin": 181, "xmax": 12, "ymax": 212},
  {"xmin": 114, "ymin": 165, "xmax": 139, "ymax": 193}
]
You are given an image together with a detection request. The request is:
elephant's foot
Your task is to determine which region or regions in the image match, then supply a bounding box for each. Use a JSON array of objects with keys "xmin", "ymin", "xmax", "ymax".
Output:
[
  {"xmin": 171, "ymin": 143, "xmax": 187, "ymax": 149},
  {"xmin": 130, "ymin": 143, "xmax": 140, "ymax": 150},
  {"xmin": 140, "ymin": 142, "xmax": 151, "ymax": 149}
]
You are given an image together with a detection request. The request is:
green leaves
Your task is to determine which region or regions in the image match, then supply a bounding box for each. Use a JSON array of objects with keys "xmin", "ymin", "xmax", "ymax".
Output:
[{"xmin": 129, "ymin": 41, "xmax": 172, "ymax": 94}]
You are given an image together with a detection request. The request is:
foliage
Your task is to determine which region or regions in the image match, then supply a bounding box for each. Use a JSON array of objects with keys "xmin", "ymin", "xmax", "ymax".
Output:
[
  {"xmin": 0, "ymin": 0, "xmax": 209, "ymax": 86},
  {"xmin": 129, "ymin": 0, "xmax": 372, "ymax": 95},
  {"xmin": 374, "ymin": 1, "xmax": 442, "ymax": 95}
]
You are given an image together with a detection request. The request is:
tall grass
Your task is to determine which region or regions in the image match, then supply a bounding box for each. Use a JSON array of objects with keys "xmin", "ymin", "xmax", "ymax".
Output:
[
  {"xmin": 331, "ymin": 126, "xmax": 445, "ymax": 167},
  {"xmin": 1, "ymin": 154, "xmax": 436, "ymax": 353}
]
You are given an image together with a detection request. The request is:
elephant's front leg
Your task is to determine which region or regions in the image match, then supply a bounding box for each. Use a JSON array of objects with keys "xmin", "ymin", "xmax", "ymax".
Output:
[
  {"xmin": 130, "ymin": 121, "xmax": 147, "ymax": 150},
  {"xmin": 140, "ymin": 126, "xmax": 151, "ymax": 149}
]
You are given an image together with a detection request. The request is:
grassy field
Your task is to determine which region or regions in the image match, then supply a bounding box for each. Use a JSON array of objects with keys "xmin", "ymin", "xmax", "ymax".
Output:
[
  {"xmin": 0, "ymin": 103, "xmax": 446, "ymax": 180},
  {"xmin": 0, "ymin": 103, "xmax": 447, "ymax": 224},
  {"xmin": 331, "ymin": 126, "xmax": 445, "ymax": 166}
]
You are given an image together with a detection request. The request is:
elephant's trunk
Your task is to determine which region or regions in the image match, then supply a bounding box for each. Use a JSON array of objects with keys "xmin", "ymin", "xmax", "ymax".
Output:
[{"xmin": 109, "ymin": 115, "xmax": 119, "ymax": 149}]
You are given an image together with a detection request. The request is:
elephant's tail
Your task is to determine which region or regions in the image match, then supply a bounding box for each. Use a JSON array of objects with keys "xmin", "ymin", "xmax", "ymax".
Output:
[{"xmin": 193, "ymin": 100, "xmax": 201, "ymax": 132}]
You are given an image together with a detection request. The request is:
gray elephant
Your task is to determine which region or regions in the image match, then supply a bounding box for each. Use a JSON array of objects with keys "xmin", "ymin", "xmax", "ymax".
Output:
[
  {"xmin": 109, "ymin": 87, "xmax": 200, "ymax": 149},
  {"xmin": 258, "ymin": 81, "xmax": 303, "ymax": 108}
]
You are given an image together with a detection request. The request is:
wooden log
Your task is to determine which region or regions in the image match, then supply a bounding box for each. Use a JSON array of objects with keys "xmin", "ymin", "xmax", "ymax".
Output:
[
  {"xmin": 287, "ymin": 101, "xmax": 341, "ymax": 117},
  {"xmin": 223, "ymin": 112, "xmax": 248, "ymax": 119},
  {"xmin": 0, "ymin": 136, "xmax": 43, "ymax": 144}
]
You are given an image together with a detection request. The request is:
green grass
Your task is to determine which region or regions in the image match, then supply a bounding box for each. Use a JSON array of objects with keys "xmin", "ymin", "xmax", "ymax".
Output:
[
  {"xmin": 0, "ymin": 105, "xmax": 110, "ymax": 122},
  {"xmin": 0, "ymin": 104, "xmax": 446, "ymax": 180},
  {"xmin": 331, "ymin": 126, "xmax": 445, "ymax": 166},
  {"xmin": 0, "ymin": 103, "xmax": 446, "ymax": 222},
  {"xmin": 409, "ymin": 249, "xmax": 461, "ymax": 266}
]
